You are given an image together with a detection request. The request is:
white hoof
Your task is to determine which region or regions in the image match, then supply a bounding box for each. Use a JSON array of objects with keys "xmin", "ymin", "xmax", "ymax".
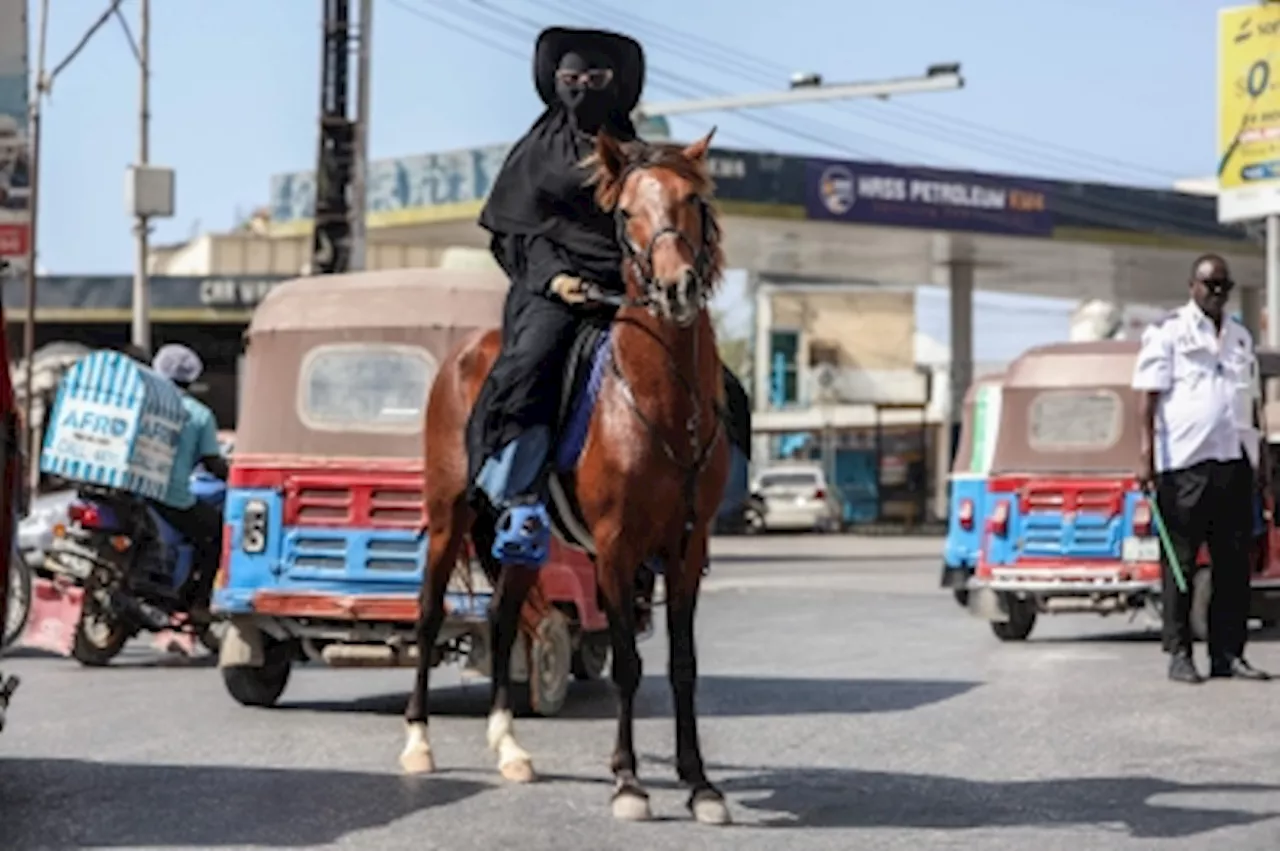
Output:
[
  {"xmin": 399, "ymin": 722, "xmax": 436, "ymax": 775},
  {"xmin": 612, "ymin": 791, "xmax": 652, "ymax": 821},
  {"xmin": 499, "ymin": 756, "xmax": 536, "ymax": 783},
  {"xmin": 691, "ymin": 796, "xmax": 732, "ymax": 825}
]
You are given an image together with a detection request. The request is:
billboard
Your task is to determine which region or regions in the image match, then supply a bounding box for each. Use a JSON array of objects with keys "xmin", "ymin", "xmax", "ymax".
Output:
[
  {"xmin": 804, "ymin": 158, "xmax": 1053, "ymax": 237},
  {"xmin": 0, "ymin": 0, "xmax": 28, "ymax": 266},
  {"xmin": 1217, "ymin": 3, "xmax": 1280, "ymax": 222}
]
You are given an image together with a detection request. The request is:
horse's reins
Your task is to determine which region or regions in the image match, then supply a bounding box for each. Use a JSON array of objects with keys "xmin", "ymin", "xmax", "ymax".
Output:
[{"xmin": 578, "ymin": 167, "xmax": 726, "ymax": 564}]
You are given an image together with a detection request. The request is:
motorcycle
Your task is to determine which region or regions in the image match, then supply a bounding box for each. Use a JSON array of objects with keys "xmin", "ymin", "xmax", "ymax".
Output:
[{"xmin": 35, "ymin": 469, "xmax": 226, "ymax": 666}]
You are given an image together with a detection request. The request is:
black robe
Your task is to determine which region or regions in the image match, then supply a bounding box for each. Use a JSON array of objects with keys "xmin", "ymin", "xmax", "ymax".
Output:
[{"xmin": 466, "ymin": 107, "xmax": 752, "ymax": 490}]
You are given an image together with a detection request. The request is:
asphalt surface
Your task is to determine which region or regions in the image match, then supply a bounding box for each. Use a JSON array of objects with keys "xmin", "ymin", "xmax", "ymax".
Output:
[{"xmin": 5, "ymin": 534, "xmax": 1280, "ymax": 850}]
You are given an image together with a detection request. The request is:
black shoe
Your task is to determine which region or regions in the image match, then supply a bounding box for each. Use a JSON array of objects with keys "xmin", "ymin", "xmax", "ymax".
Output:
[
  {"xmin": 1169, "ymin": 654, "xmax": 1204, "ymax": 684},
  {"xmin": 1210, "ymin": 656, "xmax": 1272, "ymax": 680}
]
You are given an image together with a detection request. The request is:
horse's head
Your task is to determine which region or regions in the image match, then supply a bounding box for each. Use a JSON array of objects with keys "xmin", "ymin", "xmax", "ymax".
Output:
[{"xmin": 585, "ymin": 130, "xmax": 724, "ymax": 327}]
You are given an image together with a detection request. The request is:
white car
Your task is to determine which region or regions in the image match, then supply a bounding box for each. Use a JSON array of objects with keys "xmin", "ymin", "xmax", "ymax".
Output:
[{"xmin": 750, "ymin": 464, "xmax": 842, "ymax": 533}]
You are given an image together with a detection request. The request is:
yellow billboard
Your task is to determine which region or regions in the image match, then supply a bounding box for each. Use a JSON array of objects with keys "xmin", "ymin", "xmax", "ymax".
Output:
[{"xmin": 1218, "ymin": 3, "xmax": 1280, "ymax": 221}]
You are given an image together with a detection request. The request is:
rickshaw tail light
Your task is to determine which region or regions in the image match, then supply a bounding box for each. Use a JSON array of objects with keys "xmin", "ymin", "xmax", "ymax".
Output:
[
  {"xmin": 990, "ymin": 501, "xmax": 1011, "ymax": 536},
  {"xmin": 958, "ymin": 498, "xmax": 975, "ymax": 530},
  {"xmin": 1132, "ymin": 501, "xmax": 1152, "ymax": 535}
]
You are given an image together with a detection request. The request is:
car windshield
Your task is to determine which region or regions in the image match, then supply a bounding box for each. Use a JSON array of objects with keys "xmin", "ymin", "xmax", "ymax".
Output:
[{"xmin": 758, "ymin": 472, "xmax": 820, "ymax": 489}]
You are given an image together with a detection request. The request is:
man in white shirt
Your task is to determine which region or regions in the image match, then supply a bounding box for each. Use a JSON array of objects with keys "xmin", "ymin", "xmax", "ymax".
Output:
[{"xmin": 1132, "ymin": 254, "xmax": 1270, "ymax": 684}]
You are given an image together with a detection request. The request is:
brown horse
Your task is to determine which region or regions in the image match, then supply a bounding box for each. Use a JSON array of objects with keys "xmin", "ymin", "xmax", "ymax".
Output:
[{"xmin": 399, "ymin": 129, "xmax": 732, "ymax": 824}]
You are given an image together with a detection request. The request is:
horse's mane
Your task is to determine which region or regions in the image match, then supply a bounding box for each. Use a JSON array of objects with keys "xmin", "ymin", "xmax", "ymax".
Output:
[{"xmin": 582, "ymin": 140, "xmax": 725, "ymax": 290}]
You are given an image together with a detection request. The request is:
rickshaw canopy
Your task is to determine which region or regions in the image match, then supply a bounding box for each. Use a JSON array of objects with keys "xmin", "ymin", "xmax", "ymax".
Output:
[
  {"xmin": 951, "ymin": 372, "xmax": 1004, "ymax": 476},
  {"xmin": 237, "ymin": 267, "xmax": 508, "ymax": 460},
  {"xmin": 990, "ymin": 340, "xmax": 1141, "ymax": 475}
]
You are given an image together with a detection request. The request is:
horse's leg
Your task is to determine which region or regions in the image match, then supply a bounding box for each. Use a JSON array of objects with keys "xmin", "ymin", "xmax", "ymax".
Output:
[
  {"xmin": 401, "ymin": 498, "xmax": 469, "ymax": 774},
  {"xmin": 595, "ymin": 536, "xmax": 649, "ymax": 820},
  {"xmin": 486, "ymin": 561, "xmax": 538, "ymax": 782},
  {"xmin": 668, "ymin": 532, "xmax": 730, "ymax": 824}
]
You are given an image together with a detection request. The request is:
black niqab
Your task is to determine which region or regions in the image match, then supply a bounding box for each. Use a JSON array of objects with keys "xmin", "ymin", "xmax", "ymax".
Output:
[{"xmin": 478, "ymin": 28, "xmax": 645, "ymax": 285}]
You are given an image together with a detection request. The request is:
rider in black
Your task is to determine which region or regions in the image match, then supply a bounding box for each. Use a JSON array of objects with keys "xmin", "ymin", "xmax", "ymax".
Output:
[{"xmin": 468, "ymin": 26, "xmax": 752, "ymax": 569}]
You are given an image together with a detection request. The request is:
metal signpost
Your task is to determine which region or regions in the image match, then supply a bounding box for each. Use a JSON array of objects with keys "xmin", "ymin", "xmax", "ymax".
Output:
[{"xmin": 1218, "ymin": 2, "xmax": 1280, "ymax": 347}]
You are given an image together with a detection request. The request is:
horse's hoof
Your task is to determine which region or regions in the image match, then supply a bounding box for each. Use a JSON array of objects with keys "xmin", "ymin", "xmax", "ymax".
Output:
[
  {"xmin": 690, "ymin": 792, "xmax": 732, "ymax": 825},
  {"xmin": 499, "ymin": 757, "xmax": 536, "ymax": 783},
  {"xmin": 612, "ymin": 791, "xmax": 653, "ymax": 822},
  {"xmin": 399, "ymin": 749, "xmax": 437, "ymax": 775}
]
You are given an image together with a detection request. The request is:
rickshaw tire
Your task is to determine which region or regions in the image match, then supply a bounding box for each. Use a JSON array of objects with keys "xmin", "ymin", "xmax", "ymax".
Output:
[
  {"xmin": 222, "ymin": 642, "xmax": 292, "ymax": 708},
  {"xmin": 517, "ymin": 609, "xmax": 573, "ymax": 717},
  {"xmin": 571, "ymin": 631, "xmax": 610, "ymax": 681},
  {"xmin": 3, "ymin": 558, "xmax": 32, "ymax": 650},
  {"xmin": 990, "ymin": 596, "xmax": 1036, "ymax": 642}
]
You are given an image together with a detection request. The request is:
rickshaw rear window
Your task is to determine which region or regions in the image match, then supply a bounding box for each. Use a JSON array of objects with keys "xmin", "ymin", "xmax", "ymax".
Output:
[
  {"xmin": 299, "ymin": 343, "xmax": 435, "ymax": 433},
  {"xmin": 1027, "ymin": 389, "xmax": 1123, "ymax": 451}
]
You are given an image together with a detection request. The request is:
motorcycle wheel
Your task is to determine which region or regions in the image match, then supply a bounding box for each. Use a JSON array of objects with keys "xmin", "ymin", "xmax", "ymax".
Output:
[
  {"xmin": 3, "ymin": 557, "xmax": 32, "ymax": 650},
  {"xmin": 71, "ymin": 596, "xmax": 131, "ymax": 667}
]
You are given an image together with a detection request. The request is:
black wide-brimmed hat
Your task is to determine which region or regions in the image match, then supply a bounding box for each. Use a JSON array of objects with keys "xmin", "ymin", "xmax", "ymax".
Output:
[{"xmin": 534, "ymin": 27, "xmax": 645, "ymax": 115}]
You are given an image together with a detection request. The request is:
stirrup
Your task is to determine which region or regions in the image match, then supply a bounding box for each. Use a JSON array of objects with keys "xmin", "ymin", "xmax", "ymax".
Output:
[{"xmin": 493, "ymin": 501, "xmax": 551, "ymax": 567}]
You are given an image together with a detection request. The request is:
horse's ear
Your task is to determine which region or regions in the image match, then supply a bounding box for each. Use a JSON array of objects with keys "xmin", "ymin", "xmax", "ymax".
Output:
[
  {"xmin": 595, "ymin": 130, "xmax": 627, "ymax": 181},
  {"xmin": 682, "ymin": 127, "xmax": 716, "ymax": 162}
]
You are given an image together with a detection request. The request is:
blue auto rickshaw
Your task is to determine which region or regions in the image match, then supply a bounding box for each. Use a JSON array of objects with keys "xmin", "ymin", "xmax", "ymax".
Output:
[{"xmin": 940, "ymin": 373, "xmax": 1004, "ymax": 605}]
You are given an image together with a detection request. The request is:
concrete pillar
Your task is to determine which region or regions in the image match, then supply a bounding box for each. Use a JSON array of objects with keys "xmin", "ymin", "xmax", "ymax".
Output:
[
  {"xmin": 931, "ymin": 235, "xmax": 975, "ymax": 520},
  {"xmin": 753, "ymin": 279, "xmax": 773, "ymax": 410},
  {"xmin": 1241, "ymin": 285, "xmax": 1262, "ymax": 343},
  {"xmin": 751, "ymin": 277, "xmax": 773, "ymax": 464}
]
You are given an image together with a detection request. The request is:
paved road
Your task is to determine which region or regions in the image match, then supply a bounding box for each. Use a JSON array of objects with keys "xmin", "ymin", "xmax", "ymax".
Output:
[{"xmin": 5, "ymin": 534, "xmax": 1280, "ymax": 850}]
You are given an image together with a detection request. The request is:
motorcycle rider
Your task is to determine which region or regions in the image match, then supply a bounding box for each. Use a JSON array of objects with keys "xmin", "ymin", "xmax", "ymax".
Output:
[{"xmin": 149, "ymin": 344, "xmax": 227, "ymax": 614}]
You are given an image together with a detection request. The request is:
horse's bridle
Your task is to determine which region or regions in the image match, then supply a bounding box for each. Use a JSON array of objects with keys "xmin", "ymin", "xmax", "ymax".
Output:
[
  {"xmin": 583, "ymin": 164, "xmax": 726, "ymax": 566},
  {"xmin": 586, "ymin": 165, "xmax": 717, "ymax": 316}
]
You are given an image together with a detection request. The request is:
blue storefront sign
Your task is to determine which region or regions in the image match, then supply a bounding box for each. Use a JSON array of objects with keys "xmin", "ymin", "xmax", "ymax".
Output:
[{"xmin": 805, "ymin": 158, "xmax": 1054, "ymax": 237}]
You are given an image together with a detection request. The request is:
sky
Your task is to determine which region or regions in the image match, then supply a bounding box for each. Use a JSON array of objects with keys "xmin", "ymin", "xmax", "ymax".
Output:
[{"xmin": 26, "ymin": 0, "xmax": 1230, "ymax": 275}]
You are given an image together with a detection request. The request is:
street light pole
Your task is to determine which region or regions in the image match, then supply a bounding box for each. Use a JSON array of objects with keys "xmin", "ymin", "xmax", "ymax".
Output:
[
  {"xmin": 130, "ymin": 0, "xmax": 151, "ymax": 353},
  {"xmin": 634, "ymin": 67, "xmax": 964, "ymax": 123}
]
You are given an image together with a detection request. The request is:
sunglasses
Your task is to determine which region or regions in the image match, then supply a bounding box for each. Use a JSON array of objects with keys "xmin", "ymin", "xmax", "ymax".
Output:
[
  {"xmin": 555, "ymin": 68, "xmax": 614, "ymax": 90},
  {"xmin": 1197, "ymin": 277, "xmax": 1235, "ymax": 293}
]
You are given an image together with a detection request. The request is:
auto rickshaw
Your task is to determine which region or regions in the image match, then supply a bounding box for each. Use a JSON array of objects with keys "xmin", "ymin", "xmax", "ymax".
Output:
[
  {"xmin": 964, "ymin": 339, "xmax": 1280, "ymax": 642},
  {"xmin": 213, "ymin": 268, "xmax": 612, "ymax": 716},
  {"xmin": 940, "ymin": 372, "xmax": 1004, "ymax": 606}
]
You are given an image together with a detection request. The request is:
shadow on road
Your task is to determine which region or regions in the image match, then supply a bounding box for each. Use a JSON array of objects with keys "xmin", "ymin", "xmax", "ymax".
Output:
[
  {"xmin": 594, "ymin": 756, "xmax": 1280, "ymax": 837},
  {"xmin": 0, "ymin": 757, "xmax": 488, "ymax": 848},
  {"xmin": 709, "ymin": 763, "xmax": 1280, "ymax": 837},
  {"xmin": 278, "ymin": 675, "xmax": 981, "ymax": 720}
]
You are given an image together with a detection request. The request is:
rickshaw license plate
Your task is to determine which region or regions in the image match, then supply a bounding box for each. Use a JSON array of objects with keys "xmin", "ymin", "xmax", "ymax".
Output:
[{"xmin": 1122, "ymin": 536, "xmax": 1160, "ymax": 563}]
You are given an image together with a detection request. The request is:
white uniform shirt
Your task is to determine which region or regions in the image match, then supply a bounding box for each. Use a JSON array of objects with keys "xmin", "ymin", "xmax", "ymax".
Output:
[{"xmin": 1131, "ymin": 300, "xmax": 1259, "ymax": 474}]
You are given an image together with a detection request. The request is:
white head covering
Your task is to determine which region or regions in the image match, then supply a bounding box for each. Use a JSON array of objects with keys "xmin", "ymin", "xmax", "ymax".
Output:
[{"xmin": 152, "ymin": 343, "xmax": 203, "ymax": 384}]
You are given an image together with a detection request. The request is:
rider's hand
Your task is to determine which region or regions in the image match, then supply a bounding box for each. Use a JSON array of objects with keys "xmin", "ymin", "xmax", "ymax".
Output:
[{"xmin": 550, "ymin": 274, "xmax": 589, "ymax": 305}]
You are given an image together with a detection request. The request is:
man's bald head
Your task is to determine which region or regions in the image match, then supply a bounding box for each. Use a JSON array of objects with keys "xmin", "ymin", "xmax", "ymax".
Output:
[{"xmin": 1188, "ymin": 253, "xmax": 1233, "ymax": 322}]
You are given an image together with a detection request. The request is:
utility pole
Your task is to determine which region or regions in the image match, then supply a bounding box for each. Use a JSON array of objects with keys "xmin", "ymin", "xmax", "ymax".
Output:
[
  {"xmin": 310, "ymin": 0, "xmax": 355, "ymax": 275},
  {"xmin": 349, "ymin": 0, "xmax": 372, "ymax": 271},
  {"xmin": 131, "ymin": 0, "xmax": 150, "ymax": 353},
  {"xmin": 22, "ymin": 0, "xmax": 50, "ymax": 494}
]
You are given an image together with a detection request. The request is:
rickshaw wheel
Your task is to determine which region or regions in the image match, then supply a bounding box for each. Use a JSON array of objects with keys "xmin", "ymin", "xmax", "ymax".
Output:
[
  {"xmin": 3, "ymin": 558, "xmax": 32, "ymax": 650},
  {"xmin": 519, "ymin": 609, "xmax": 573, "ymax": 717},
  {"xmin": 222, "ymin": 641, "xmax": 292, "ymax": 708},
  {"xmin": 990, "ymin": 595, "xmax": 1037, "ymax": 642},
  {"xmin": 572, "ymin": 631, "xmax": 610, "ymax": 681}
]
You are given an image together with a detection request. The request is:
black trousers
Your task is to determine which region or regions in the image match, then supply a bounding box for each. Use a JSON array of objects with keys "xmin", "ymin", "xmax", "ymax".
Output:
[
  {"xmin": 152, "ymin": 499, "xmax": 224, "ymax": 603},
  {"xmin": 1155, "ymin": 457, "xmax": 1253, "ymax": 659}
]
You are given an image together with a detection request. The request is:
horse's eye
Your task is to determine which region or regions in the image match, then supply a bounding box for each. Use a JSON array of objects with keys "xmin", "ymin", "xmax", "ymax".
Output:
[
  {"xmin": 684, "ymin": 194, "xmax": 699, "ymax": 206},
  {"xmin": 618, "ymin": 207, "xmax": 631, "ymax": 220}
]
